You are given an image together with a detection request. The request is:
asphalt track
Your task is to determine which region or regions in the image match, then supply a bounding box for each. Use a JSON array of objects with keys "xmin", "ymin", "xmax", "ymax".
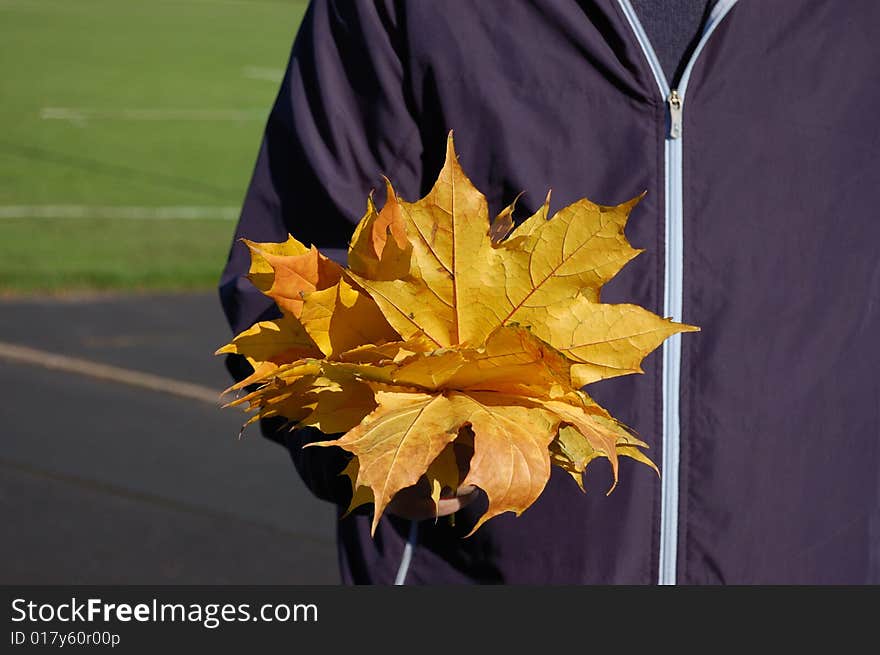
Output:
[{"xmin": 0, "ymin": 293, "xmax": 339, "ymax": 584}]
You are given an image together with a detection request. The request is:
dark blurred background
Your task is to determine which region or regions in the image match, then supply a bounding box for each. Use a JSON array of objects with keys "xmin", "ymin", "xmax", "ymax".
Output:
[{"xmin": 0, "ymin": 0, "xmax": 338, "ymax": 583}]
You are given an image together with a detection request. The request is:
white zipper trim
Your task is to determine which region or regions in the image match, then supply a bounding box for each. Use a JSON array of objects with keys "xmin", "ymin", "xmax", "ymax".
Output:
[
  {"xmin": 616, "ymin": 1, "xmax": 670, "ymax": 97},
  {"xmin": 616, "ymin": 0, "xmax": 738, "ymax": 585},
  {"xmin": 393, "ymin": 520, "xmax": 418, "ymax": 585}
]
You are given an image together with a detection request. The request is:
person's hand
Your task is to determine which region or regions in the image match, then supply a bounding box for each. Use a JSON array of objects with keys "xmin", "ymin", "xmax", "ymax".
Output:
[{"xmin": 386, "ymin": 481, "xmax": 480, "ymax": 521}]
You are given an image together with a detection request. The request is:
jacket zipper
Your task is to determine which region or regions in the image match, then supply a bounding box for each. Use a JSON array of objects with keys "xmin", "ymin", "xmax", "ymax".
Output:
[
  {"xmin": 616, "ymin": 0, "xmax": 738, "ymax": 585},
  {"xmin": 668, "ymin": 89, "xmax": 682, "ymax": 139}
]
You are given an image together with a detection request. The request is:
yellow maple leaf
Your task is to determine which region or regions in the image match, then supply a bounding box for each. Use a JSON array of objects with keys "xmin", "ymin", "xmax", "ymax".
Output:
[
  {"xmin": 424, "ymin": 439, "xmax": 465, "ymax": 517},
  {"xmin": 218, "ymin": 132, "xmax": 698, "ymax": 535},
  {"xmin": 311, "ymin": 391, "xmax": 466, "ymax": 533},
  {"xmin": 214, "ymin": 315, "xmax": 321, "ymax": 392},
  {"xmin": 299, "ymin": 276, "xmax": 399, "ymax": 358},
  {"xmin": 339, "ymin": 458, "xmax": 375, "ymax": 518}
]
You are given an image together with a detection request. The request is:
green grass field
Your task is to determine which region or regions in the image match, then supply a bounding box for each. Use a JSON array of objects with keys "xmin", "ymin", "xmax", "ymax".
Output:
[{"xmin": 0, "ymin": 0, "xmax": 308, "ymax": 292}]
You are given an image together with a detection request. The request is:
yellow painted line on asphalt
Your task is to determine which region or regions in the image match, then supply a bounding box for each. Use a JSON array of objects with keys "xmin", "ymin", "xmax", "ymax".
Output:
[{"xmin": 0, "ymin": 340, "xmax": 224, "ymax": 406}]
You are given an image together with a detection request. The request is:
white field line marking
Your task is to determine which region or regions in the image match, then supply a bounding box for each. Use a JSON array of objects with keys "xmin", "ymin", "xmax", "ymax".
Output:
[
  {"xmin": 0, "ymin": 340, "xmax": 225, "ymax": 406},
  {"xmin": 162, "ymin": 0, "xmax": 297, "ymax": 7},
  {"xmin": 242, "ymin": 66, "xmax": 285, "ymax": 82},
  {"xmin": 0, "ymin": 206, "xmax": 239, "ymax": 220},
  {"xmin": 1, "ymin": 0, "xmax": 291, "ymax": 15},
  {"xmin": 40, "ymin": 107, "xmax": 267, "ymax": 122}
]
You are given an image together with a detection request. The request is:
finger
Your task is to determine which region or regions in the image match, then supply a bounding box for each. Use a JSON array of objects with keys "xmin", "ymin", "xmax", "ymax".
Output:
[
  {"xmin": 439, "ymin": 484, "xmax": 475, "ymax": 500},
  {"xmin": 386, "ymin": 484, "xmax": 482, "ymax": 521},
  {"xmin": 435, "ymin": 487, "xmax": 480, "ymax": 517}
]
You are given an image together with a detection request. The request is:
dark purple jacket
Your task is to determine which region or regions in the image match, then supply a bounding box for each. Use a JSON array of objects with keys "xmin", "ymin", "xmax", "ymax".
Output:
[{"xmin": 219, "ymin": 0, "xmax": 880, "ymax": 584}]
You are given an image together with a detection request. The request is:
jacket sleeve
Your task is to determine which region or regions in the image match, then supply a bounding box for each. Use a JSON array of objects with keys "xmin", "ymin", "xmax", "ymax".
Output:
[{"xmin": 218, "ymin": 0, "xmax": 422, "ymax": 505}]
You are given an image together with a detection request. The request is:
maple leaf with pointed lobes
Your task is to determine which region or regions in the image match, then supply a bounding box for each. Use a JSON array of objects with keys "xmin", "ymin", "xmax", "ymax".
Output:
[{"xmin": 217, "ymin": 131, "xmax": 698, "ymax": 536}]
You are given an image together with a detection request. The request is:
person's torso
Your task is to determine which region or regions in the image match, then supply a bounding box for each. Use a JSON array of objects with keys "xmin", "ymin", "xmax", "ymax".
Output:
[{"xmin": 339, "ymin": 0, "xmax": 880, "ymax": 584}]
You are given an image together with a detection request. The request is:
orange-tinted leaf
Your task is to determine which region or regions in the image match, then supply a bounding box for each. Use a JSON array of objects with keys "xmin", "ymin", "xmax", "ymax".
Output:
[
  {"xmin": 247, "ymin": 242, "xmax": 342, "ymax": 318},
  {"xmin": 348, "ymin": 181, "xmax": 411, "ymax": 281},
  {"xmin": 457, "ymin": 391, "xmax": 561, "ymax": 534},
  {"xmin": 242, "ymin": 235, "xmax": 309, "ymax": 293}
]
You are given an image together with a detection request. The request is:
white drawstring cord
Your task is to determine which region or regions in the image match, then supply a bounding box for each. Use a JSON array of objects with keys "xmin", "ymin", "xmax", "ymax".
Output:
[{"xmin": 393, "ymin": 521, "xmax": 419, "ymax": 585}]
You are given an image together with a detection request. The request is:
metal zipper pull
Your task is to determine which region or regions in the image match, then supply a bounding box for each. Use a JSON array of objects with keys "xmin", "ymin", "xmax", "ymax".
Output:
[{"xmin": 668, "ymin": 89, "xmax": 682, "ymax": 139}]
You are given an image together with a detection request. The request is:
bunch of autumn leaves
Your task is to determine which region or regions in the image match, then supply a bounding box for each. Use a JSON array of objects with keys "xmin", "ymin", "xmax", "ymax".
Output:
[{"xmin": 219, "ymin": 135, "xmax": 697, "ymax": 535}]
